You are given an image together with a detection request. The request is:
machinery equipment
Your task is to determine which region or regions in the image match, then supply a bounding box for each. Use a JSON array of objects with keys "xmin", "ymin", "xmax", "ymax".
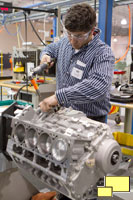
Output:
[
  {"xmin": 0, "ymin": 102, "xmax": 133, "ymax": 199},
  {"xmin": 12, "ymin": 47, "xmax": 56, "ymax": 81},
  {"xmin": 110, "ymin": 83, "xmax": 133, "ymax": 102},
  {"xmin": 12, "ymin": 47, "xmax": 42, "ymax": 80}
]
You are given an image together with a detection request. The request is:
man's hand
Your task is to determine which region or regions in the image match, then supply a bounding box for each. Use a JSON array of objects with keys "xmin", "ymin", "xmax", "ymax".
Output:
[
  {"xmin": 32, "ymin": 191, "xmax": 56, "ymax": 200},
  {"xmin": 40, "ymin": 55, "xmax": 54, "ymax": 68},
  {"xmin": 39, "ymin": 94, "xmax": 58, "ymax": 112},
  {"xmin": 40, "ymin": 54, "xmax": 51, "ymax": 64}
]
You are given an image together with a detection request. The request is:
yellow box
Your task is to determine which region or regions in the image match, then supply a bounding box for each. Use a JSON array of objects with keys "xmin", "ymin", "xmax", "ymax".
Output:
[
  {"xmin": 105, "ymin": 176, "xmax": 130, "ymax": 192},
  {"xmin": 97, "ymin": 187, "xmax": 112, "ymax": 197}
]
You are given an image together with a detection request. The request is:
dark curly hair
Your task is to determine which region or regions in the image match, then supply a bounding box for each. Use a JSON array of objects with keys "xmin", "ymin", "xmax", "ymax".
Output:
[{"xmin": 64, "ymin": 3, "xmax": 96, "ymax": 32}]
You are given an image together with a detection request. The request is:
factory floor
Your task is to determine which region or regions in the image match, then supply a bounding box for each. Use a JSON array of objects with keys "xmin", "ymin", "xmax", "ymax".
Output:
[{"xmin": 0, "ymin": 168, "xmax": 38, "ymax": 200}]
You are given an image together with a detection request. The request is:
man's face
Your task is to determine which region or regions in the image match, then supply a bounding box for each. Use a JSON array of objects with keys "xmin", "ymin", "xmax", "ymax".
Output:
[{"xmin": 65, "ymin": 29, "xmax": 92, "ymax": 49}]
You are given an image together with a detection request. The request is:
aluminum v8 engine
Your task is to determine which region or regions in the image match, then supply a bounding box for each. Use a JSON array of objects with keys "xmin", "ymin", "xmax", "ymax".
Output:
[{"xmin": 7, "ymin": 106, "xmax": 122, "ymax": 200}]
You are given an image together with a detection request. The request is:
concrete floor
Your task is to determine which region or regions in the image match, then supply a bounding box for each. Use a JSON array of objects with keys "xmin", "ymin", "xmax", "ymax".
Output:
[{"xmin": 0, "ymin": 168, "xmax": 38, "ymax": 200}]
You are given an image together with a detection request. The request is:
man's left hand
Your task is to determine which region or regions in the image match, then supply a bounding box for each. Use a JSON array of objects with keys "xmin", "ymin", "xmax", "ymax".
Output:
[{"xmin": 39, "ymin": 94, "xmax": 58, "ymax": 112}]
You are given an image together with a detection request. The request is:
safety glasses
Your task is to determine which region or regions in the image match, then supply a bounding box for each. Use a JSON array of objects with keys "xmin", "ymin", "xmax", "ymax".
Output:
[{"xmin": 64, "ymin": 28, "xmax": 91, "ymax": 40}]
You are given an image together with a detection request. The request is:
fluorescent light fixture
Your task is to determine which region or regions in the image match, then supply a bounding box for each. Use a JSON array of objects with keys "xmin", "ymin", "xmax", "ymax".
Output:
[
  {"xmin": 22, "ymin": 42, "xmax": 33, "ymax": 46},
  {"xmin": 113, "ymin": 38, "xmax": 118, "ymax": 42},
  {"xmin": 121, "ymin": 18, "xmax": 127, "ymax": 25}
]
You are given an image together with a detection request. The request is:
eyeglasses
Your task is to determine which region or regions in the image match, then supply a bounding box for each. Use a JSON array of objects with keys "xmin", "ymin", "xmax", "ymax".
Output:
[{"xmin": 64, "ymin": 28, "xmax": 91, "ymax": 40}]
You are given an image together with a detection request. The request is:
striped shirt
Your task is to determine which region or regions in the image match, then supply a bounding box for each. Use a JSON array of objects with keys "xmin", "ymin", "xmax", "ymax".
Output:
[{"xmin": 40, "ymin": 29, "xmax": 115, "ymax": 117}]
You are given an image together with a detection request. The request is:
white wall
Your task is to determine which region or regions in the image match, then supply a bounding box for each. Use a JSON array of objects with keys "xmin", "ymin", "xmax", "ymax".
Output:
[
  {"xmin": 0, "ymin": 21, "xmax": 52, "ymax": 54},
  {"xmin": 111, "ymin": 36, "xmax": 129, "ymax": 59}
]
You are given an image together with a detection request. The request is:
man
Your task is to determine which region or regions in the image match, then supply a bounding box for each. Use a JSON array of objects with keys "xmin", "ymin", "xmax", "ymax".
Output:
[{"xmin": 39, "ymin": 3, "xmax": 115, "ymax": 123}]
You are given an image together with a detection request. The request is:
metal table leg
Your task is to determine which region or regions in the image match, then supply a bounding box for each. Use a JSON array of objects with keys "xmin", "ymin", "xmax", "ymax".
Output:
[{"xmin": 124, "ymin": 108, "xmax": 133, "ymax": 134}]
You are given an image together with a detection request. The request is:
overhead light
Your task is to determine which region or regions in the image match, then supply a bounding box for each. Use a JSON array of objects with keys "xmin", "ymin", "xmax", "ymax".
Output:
[
  {"xmin": 22, "ymin": 42, "xmax": 33, "ymax": 46},
  {"xmin": 121, "ymin": 18, "xmax": 127, "ymax": 25},
  {"xmin": 113, "ymin": 38, "xmax": 118, "ymax": 42}
]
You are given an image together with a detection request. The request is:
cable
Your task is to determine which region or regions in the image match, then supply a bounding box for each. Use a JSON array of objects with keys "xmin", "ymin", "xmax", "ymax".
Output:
[
  {"xmin": 1, "ymin": 14, "xmax": 21, "ymax": 36},
  {"xmin": 26, "ymin": 13, "xmax": 46, "ymax": 46},
  {"xmin": 115, "ymin": 5, "xmax": 131, "ymax": 64},
  {"xmin": 14, "ymin": 84, "xmax": 30, "ymax": 100},
  {"xmin": 18, "ymin": 28, "xmax": 25, "ymax": 43},
  {"xmin": 16, "ymin": 22, "xmax": 21, "ymax": 48},
  {"xmin": 4, "ymin": 23, "xmax": 19, "ymax": 36},
  {"xmin": 3, "ymin": 15, "xmax": 21, "ymax": 36},
  {"xmin": 0, "ymin": 25, "xmax": 4, "ymax": 33}
]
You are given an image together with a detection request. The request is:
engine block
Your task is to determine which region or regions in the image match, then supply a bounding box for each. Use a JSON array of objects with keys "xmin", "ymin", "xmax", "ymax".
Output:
[{"xmin": 7, "ymin": 105, "xmax": 122, "ymax": 200}]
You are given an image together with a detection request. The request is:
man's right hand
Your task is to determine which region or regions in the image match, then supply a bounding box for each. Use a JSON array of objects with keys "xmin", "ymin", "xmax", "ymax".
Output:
[
  {"xmin": 41, "ymin": 55, "xmax": 51, "ymax": 64},
  {"xmin": 40, "ymin": 55, "xmax": 54, "ymax": 68}
]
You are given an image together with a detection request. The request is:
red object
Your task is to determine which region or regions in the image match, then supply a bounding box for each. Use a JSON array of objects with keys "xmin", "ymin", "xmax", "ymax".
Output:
[
  {"xmin": 15, "ymin": 81, "xmax": 21, "ymax": 84},
  {"xmin": 1, "ymin": 7, "xmax": 8, "ymax": 11},
  {"xmin": 109, "ymin": 106, "xmax": 116, "ymax": 115},
  {"xmin": 9, "ymin": 57, "xmax": 13, "ymax": 70},
  {"xmin": 114, "ymin": 71, "xmax": 126, "ymax": 75},
  {"xmin": 36, "ymin": 79, "xmax": 45, "ymax": 83},
  {"xmin": 50, "ymin": 29, "xmax": 53, "ymax": 38}
]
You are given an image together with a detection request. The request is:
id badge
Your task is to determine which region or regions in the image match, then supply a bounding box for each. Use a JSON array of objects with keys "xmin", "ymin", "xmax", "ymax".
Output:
[{"xmin": 71, "ymin": 67, "xmax": 83, "ymax": 79}]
